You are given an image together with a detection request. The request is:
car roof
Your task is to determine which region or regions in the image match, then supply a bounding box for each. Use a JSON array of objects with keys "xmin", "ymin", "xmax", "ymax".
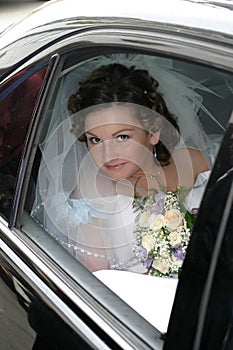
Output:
[
  {"xmin": 1, "ymin": 0, "xmax": 232, "ymax": 41},
  {"xmin": 0, "ymin": 0, "xmax": 232, "ymax": 71}
]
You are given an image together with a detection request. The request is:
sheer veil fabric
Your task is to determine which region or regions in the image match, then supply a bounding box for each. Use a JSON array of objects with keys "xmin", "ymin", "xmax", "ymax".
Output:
[{"xmin": 31, "ymin": 54, "xmax": 218, "ymax": 272}]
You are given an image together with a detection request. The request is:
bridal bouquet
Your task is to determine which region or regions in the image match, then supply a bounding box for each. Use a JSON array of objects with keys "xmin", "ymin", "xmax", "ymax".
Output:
[{"xmin": 133, "ymin": 188, "xmax": 195, "ymax": 278}]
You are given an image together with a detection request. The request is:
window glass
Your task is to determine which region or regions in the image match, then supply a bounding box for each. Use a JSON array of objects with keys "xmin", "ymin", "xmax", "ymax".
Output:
[
  {"xmin": 24, "ymin": 51, "xmax": 233, "ymax": 333},
  {"xmin": 0, "ymin": 65, "xmax": 47, "ymax": 220}
]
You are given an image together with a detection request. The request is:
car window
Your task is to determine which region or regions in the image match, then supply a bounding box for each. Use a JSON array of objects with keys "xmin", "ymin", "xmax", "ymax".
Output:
[
  {"xmin": 22, "ymin": 50, "xmax": 233, "ymax": 334},
  {"xmin": 0, "ymin": 64, "xmax": 48, "ymax": 220}
]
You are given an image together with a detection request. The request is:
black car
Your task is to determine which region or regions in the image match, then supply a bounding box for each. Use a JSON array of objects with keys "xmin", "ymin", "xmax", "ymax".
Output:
[{"xmin": 0, "ymin": 0, "xmax": 232, "ymax": 349}]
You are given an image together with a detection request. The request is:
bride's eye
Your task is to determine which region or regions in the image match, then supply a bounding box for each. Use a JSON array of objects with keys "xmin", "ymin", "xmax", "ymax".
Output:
[
  {"xmin": 89, "ymin": 136, "xmax": 102, "ymax": 144},
  {"xmin": 117, "ymin": 134, "xmax": 129, "ymax": 142}
]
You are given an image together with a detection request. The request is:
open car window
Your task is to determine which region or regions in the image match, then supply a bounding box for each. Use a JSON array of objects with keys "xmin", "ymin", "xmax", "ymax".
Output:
[{"xmin": 20, "ymin": 49, "xmax": 233, "ymax": 337}]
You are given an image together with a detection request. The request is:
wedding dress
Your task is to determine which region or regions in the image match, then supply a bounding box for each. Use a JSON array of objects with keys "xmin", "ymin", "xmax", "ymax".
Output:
[
  {"xmin": 31, "ymin": 166, "xmax": 210, "ymax": 273},
  {"xmin": 31, "ymin": 53, "xmax": 220, "ymax": 273},
  {"xmin": 31, "ymin": 132, "xmax": 211, "ymax": 273}
]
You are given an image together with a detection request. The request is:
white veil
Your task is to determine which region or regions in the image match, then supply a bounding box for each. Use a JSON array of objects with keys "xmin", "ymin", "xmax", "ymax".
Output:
[{"xmin": 31, "ymin": 53, "xmax": 219, "ymax": 272}]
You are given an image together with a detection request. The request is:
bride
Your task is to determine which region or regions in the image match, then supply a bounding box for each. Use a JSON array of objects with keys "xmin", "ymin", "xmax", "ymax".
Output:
[{"xmin": 31, "ymin": 56, "xmax": 213, "ymax": 273}]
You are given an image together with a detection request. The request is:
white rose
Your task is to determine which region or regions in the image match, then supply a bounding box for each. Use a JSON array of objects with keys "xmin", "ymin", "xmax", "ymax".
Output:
[
  {"xmin": 148, "ymin": 214, "xmax": 165, "ymax": 230},
  {"xmin": 152, "ymin": 259, "xmax": 169, "ymax": 274},
  {"xmin": 160, "ymin": 249, "xmax": 170, "ymax": 259},
  {"xmin": 172, "ymin": 256, "xmax": 183, "ymax": 267},
  {"xmin": 169, "ymin": 231, "xmax": 182, "ymax": 245},
  {"xmin": 165, "ymin": 209, "xmax": 183, "ymax": 230},
  {"xmin": 141, "ymin": 234, "xmax": 154, "ymax": 252},
  {"xmin": 138, "ymin": 211, "xmax": 151, "ymax": 227}
]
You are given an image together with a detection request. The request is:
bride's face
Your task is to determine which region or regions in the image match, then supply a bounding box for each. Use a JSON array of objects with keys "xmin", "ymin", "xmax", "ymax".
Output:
[{"xmin": 84, "ymin": 105, "xmax": 160, "ymax": 181}]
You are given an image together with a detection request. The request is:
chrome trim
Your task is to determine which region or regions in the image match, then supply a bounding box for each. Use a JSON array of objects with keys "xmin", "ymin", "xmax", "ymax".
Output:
[
  {"xmin": 0, "ymin": 215, "xmax": 8, "ymax": 227},
  {"xmin": 229, "ymin": 110, "xmax": 233, "ymax": 124}
]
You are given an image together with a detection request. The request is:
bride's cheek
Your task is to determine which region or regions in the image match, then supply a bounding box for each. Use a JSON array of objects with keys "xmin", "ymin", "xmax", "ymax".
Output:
[{"xmin": 89, "ymin": 148, "xmax": 101, "ymax": 161}]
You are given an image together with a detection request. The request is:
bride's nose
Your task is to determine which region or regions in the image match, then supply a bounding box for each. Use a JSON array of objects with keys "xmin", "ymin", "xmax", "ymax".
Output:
[{"xmin": 102, "ymin": 140, "xmax": 119, "ymax": 161}]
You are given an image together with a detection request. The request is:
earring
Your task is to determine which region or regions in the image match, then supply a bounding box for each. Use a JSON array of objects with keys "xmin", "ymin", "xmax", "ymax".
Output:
[{"xmin": 153, "ymin": 145, "xmax": 157, "ymax": 158}]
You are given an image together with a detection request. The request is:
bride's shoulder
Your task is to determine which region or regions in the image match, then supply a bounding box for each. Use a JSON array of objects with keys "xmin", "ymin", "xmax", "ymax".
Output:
[{"xmin": 173, "ymin": 147, "xmax": 210, "ymax": 175}]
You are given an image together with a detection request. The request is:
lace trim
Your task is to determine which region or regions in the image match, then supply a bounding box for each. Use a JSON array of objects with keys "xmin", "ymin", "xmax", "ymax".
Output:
[
  {"xmin": 31, "ymin": 209, "xmax": 106, "ymax": 259},
  {"xmin": 110, "ymin": 256, "xmax": 140, "ymax": 270},
  {"xmin": 31, "ymin": 204, "xmax": 141, "ymax": 268}
]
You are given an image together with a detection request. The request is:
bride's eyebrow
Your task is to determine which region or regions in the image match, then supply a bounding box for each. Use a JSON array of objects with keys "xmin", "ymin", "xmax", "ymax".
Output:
[
  {"xmin": 112, "ymin": 128, "xmax": 135, "ymax": 136},
  {"xmin": 85, "ymin": 131, "xmax": 99, "ymax": 137},
  {"xmin": 85, "ymin": 128, "xmax": 136, "ymax": 137}
]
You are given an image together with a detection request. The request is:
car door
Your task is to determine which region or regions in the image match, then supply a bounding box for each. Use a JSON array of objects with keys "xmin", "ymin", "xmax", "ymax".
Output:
[{"xmin": 164, "ymin": 113, "xmax": 233, "ymax": 350}]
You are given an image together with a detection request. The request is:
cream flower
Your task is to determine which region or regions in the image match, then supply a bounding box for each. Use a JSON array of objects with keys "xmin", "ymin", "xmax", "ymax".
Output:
[
  {"xmin": 172, "ymin": 256, "xmax": 183, "ymax": 267},
  {"xmin": 152, "ymin": 259, "xmax": 169, "ymax": 274},
  {"xmin": 148, "ymin": 213, "xmax": 165, "ymax": 230},
  {"xmin": 169, "ymin": 231, "xmax": 182, "ymax": 245},
  {"xmin": 138, "ymin": 211, "xmax": 151, "ymax": 227},
  {"xmin": 165, "ymin": 209, "xmax": 183, "ymax": 230},
  {"xmin": 141, "ymin": 234, "xmax": 154, "ymax": 252}
]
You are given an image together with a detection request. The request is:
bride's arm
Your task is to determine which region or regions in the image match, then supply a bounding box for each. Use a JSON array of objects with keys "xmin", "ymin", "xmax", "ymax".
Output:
[
  {"xmin": 186, "ymin": 148, "xmax": 211, "ymax": 179},
  {"xmin": 168, "ymin": 148, "xmax": 211, "ymax": 190}
]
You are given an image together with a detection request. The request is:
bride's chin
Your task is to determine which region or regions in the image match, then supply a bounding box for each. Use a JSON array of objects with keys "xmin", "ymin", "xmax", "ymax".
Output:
[
  {"xmin": 106, "ymin": 174, "xmax": 128, "ymax": 181},
  {"xmin": 100, "ymin": 169, "xmax": 128, "ymax": 181}
]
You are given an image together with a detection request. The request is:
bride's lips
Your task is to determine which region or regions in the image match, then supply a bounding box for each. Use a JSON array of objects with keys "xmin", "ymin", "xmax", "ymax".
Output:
[{"xmin": 104, "ymin": 161, "xmax": 128, "ymax": 170}]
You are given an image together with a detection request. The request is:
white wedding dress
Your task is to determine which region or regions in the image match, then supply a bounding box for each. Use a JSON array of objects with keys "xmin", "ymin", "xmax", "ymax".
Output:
[{"xmin": 31, "ymin": 168, "xmax": 210, "ymax": 273}]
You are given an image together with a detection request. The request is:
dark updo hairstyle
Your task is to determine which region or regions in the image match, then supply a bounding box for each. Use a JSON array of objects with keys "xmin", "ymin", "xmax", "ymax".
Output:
[{"xmin": 68, "ymin": 63, "xmax": 180, "ymax": 165}]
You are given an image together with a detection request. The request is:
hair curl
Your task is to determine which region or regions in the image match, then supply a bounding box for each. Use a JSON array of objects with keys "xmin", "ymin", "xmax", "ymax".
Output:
[{"xmin": 68, "ymin": 63, "xmax": 180, "ymax": 165}]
